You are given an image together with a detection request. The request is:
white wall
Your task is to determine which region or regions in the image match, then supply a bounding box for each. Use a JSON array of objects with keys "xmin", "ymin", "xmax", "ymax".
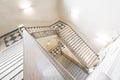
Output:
[
  {"xmin": 59, "ymin": 0, "xmax": 120, "ymax": 53},
  {"xmin": 0, "ymin": 0, "xmax": 59, "ymax": 36}
]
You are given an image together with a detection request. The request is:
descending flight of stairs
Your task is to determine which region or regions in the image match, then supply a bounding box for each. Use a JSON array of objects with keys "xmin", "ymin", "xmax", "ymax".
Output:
[
  {"xmin": 0, "ymin": 41, "xmax": 23, "ymax": 80},
  {"xmin": 51, "ymin": 21, "xmax": 99, "ymax": 69},
  {"xmin": 58, "ymin": 56, "xmax": 88, "ymax": 80},
  {"xmin": 49, "ymin": 42, "xmax": 88, "ymax": 80}
]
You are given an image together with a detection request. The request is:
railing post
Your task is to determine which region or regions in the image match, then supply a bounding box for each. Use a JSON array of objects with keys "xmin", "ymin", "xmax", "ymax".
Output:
[{"xmin": 18, "ymin": 24, "xmax": 26, "ymax": 36}]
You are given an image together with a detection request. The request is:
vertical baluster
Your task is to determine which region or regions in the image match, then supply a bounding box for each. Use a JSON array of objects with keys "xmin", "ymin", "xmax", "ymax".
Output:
[{"xmin": 29, "ymin": 28, "xmax": 32, "ymax": 33}]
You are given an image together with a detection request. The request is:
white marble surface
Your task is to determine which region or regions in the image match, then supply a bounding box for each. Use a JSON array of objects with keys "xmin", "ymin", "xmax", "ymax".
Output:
[
  {"xmin": 23, "ymin": 30, "xmax": 65, "ymax": 80},
  {"xmin": 87, "ymin": 37, "xmax": 120, "ymax": 80}
]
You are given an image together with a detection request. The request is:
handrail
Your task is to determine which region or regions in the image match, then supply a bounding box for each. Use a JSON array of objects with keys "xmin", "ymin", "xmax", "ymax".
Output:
[{"xmin": 23, "ymin": 29, "xmax": 74, "ymax": 80}]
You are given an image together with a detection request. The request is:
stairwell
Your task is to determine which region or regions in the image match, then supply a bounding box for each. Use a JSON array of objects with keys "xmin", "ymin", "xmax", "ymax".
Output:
[
  {"xmin": 23, "ymin": 21, "xmax": 100, "ymax": 79},
  {"xmin": 26, "ymin": 21, "xmax": 100, "ymax": 70},
  {"xmin": 0, "ymin": 21, "xmax": 100, "ymax": 80}
]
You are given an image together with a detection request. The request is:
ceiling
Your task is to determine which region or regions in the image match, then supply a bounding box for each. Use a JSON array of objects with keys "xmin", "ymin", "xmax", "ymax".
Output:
[
  {"xmin": 58, "ymin": 0, "xmax": 120, "ymax": 52},
  {"xmin": 0, "ymin": 0, "xmax": 59, "ymax": 36},
  {"xmin": 1, "ymin": 0, "xmax": 120, "ymax": 52}
]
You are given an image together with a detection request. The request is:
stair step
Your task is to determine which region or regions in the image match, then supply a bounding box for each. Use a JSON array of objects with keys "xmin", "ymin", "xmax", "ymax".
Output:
[
  {"xmin": 10, "ymin": 70, "xmax": 23, "ymax": 80},
  {"xmin": 65, "ymin": 34, "xmax": 77, "ymax": 42},
  {"xmin": 0, "ymin": 47, "xmax": 22, "ymax": 59},
  {"xmin": 0, "ymin": 56, "xmax": 23, "ymax": 73},
  {"xmin": 88, "ymin": 56, "xmax": 98, "ymax": 67},
  {"xmin": 77, "ymin": 44, "xmax": 87, "ymax": 54},
  {"xmin": 82, "ymin": 49, "xmax": 91, "ymax": 60},
  {"xmin": 61, "ymin": 30, "xmax": 74, "ymax": 38},
  {"xmin": 80, "ymin": 47, "xmax": 89, "ymax": 58},
  {"xmin": 0, "ymin": 51, "xmax": 23, "ymax": 65},
  {"xmin": 68, "ymin": 36, "xmax": 79, "ymax": 45},
  {"xmin": 75, "ymin": 69, "xmax": 82, "ymax": 79},
  {"xmin": 0, "ymin": 51, "xmax": 23, "ymax": 66},
  {"xmin": 62, "ymin": 31, "xmax": 75, "ymax": 40},
  {"xmin": 0, "ymin": 60, "xmax": 23, "ymax": 79},
  {"xmin": 71, "ymin": 40, "xmax": 83, "ymax": 50},
  {"xmin": 0, "ymin": 53, "xmax": 23, "ymax": 70},
  {"xmin": 1, "ymin": 64, "xmax": 23, "ymax": 80},
  {"xmin": 86, "ymin": 54, "xmax": 96, "ymax": 66},
  {"xmin": 67, "ymin": 36, "xmax": 79, "ymax": 45},
  {"xmin": 59, "ymin": 27, "xmax": 72, "ymax": 34}
]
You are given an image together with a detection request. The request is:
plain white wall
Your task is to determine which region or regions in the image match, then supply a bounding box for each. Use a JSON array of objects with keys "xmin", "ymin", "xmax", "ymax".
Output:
[
  {"xmin": 0, "ymin": 0, "xmax": 59, "ymax": 36},
  {"xmin": 58, "ymin": 0, "xmax": 120, "ymax": 53}
]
